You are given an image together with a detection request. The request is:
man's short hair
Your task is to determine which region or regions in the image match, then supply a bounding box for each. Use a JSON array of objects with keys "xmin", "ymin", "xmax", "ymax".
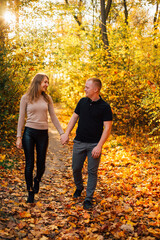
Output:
[{"xmin": 87, "ymin": 78, "xmax": 102, "ymax": 90}]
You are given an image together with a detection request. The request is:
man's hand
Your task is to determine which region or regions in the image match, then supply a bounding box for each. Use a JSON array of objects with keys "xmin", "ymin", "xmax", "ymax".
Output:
[
  {"xmin": 61, "ymin": 133, "xmax": 69, "ymax": 145},
  {"xmin": 60, "ymin": 112, "xmax": 79, "ymax": 145},
  {"xmin": 92, "ymin": 145, "xmax": 102, "ymax": 159},
  {"xmin": 16, "ymin": 137, "xmax": 22, "ymax": 149},
  {"xmin": 91, "ymin": 121, "xmax": 112, "ymax": 158}
]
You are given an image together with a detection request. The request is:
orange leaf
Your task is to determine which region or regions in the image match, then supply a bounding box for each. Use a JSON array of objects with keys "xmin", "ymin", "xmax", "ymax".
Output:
[
  {"xmin": 19, "ymin": 211, "xmax": 31, "ymax": 218},
  {"xmin": 36, "ymin": 201, "xmax": 43, "ymax": 208},
  {"xmin": 100, "ymin": 199, "xmax": 106, "ymax": 205},
  {"xmin": 83, "ymin": 212, "xmax": 90, "ymax": 219}
]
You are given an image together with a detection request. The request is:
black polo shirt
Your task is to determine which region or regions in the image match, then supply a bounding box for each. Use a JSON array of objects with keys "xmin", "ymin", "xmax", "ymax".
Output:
[{"xmin": 74, "ymin": 96, "xmax": 112, "ymax": 143}]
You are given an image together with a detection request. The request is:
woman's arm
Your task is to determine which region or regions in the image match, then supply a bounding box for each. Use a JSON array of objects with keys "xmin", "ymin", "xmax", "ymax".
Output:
[
  {"xmin": 61, "ymin": 112, "xmax": 79, "ymax": 145},
  {"xmin": 48, "ymin": 96, "xmax": 64, "ymax": 136},
  {"xmin": 16, "ymin": 95, "xmax": 27, "ymax": 148}
]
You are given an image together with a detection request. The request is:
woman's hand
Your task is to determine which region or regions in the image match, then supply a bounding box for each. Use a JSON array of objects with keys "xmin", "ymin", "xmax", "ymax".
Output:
[
  {"xmin": 60, "ymin": 133, "xmax": 69, "ymax": 145},
  {"xmin": 16, "ymin": 137, "xmax": 22, "ymax": 149}
]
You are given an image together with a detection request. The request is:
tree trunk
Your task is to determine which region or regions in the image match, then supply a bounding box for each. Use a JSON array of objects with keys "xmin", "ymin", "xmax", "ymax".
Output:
[
  {"xmin": 153, "ymin": 1, "xmax": 159, "ymax": 49},
  {"xmin": 0, "ymin": 0, "xmax": 6, "ymax": 43},
  {"xmin": 123, "ymin": 0, "xmax": 128, "ymax": 25},
  {"xmin": 0, "ymin": 0, "xmax": 7, "ymax": 90},
  {"xmin": 100, "ymin": 0, "xmax": 112, "ymax": 50},
  {"xmin": 105, "ymin": 0, "xmax": 112, "ymax": 20}
]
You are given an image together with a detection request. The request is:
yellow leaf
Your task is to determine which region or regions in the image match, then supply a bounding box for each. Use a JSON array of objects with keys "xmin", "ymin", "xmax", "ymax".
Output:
[
  {"xmin": 36, "ymin": 201, "xmax": 43, "ymax": 208},
  {"xmin": 84, "ymin": 218, "xmax": 90, "ymax": 223},
  {"xmin": 0, "ymin": 154, "xmax": 6, "ymax": 161},
  {"xmin": 69, "ymin": 222, "xmax": 76, "ymax": 228}
]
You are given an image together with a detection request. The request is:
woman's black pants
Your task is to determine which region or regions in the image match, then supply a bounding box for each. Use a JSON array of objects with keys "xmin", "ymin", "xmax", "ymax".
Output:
[{"xmin": 22, "ymin": 127, "xmax": 48, "ymax": 191}]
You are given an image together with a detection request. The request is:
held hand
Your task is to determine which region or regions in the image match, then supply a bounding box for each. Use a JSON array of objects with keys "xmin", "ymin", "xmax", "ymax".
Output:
[
  {"xmin": 92, "ymin": 145, "xmax": 102, "ymax": 159},
  {"xmin": 16, "ymin": 137, "xmax": 22, "ymax": 149},
  {"xmin": 60, "ymin": 133, "xmax": 69, "ymax": 145}
]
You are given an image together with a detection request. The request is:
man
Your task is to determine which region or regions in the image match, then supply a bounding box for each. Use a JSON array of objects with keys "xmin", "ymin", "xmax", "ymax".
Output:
[{"xmin": 61, "ymin": 78, "xmax": 112, "ymax": 210}]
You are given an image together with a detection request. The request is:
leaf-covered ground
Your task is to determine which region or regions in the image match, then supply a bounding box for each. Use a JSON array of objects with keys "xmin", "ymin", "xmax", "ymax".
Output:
[{"xmin": 0, "ymin": 106, "xmax": 160, "ymax": 240}]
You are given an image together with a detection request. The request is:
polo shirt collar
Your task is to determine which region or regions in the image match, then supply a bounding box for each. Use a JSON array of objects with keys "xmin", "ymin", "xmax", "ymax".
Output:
[{"xmin": 87, "ymin": 96, "xmax": 102, "ymax": 104}]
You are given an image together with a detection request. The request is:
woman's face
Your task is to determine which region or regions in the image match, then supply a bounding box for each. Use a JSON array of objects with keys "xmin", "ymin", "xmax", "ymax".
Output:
[{"xmin": 40, "ymin": 77, "xmax": 49, "ymax": 92}]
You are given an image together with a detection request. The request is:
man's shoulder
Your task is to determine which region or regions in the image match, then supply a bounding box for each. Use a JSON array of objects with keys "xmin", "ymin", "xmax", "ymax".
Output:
[
  {"xmin": 100, "ymin": 97, "xmax": 111, "ymax": 107},
  {"xmin": 80, "ymin": 97, "xmax": 88, "ymax": 101},
  {"xmin": 78, "ymin": 97, "xmax": 88, "ymax": 104}
]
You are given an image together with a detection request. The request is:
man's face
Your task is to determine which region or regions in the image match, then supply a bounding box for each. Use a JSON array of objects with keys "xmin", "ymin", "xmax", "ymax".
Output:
[{"xmin": 84, "ymin": 80, "xmax": 96, "ymax": 98}]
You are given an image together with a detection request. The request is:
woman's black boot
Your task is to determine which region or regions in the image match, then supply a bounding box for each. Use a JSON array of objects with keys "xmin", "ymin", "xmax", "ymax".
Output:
[
  {"xmin": 27, "ymin": 191, "xmax": 34, "ymax": 203},
  {"xmin": 34, "ymin": 178, "xmax": 40, "ymax": 194}
]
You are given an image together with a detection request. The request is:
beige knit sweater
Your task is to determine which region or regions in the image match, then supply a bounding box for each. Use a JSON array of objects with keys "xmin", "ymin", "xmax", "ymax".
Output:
[{"xmin": 17, "ymin": 94, "xmax": 64, "ymax": 137}]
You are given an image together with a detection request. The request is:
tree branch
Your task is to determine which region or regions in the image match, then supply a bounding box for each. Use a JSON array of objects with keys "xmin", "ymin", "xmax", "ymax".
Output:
[{"xmin": 65, "ymin": 0, "xmax": 85, "ymax": 30}]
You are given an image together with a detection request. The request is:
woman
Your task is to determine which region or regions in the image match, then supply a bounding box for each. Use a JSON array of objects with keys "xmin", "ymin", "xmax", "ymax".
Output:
[{"xmin": 16, "ymin": 73, "xmax": 64, "ymax": 203}]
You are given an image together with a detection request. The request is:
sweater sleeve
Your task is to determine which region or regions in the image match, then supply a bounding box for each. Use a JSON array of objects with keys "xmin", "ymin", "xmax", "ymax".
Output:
[
  {"xmin": 48, "ymin": 96, "xmax": 64, "ymax": 135},
  {"xmin": 17, "ymin": 95, "xmax": 27, "ymax": 137}
]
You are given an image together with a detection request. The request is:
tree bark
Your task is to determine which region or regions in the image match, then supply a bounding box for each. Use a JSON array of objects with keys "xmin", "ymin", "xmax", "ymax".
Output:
[
  {"xmin": 153, "ymin": 1, "xmax": 159, "ymax": 49},
  {"xmin": 123, "ymin": 0, "xmax": 128, "ymax": 25},
  {"xmin": 105, "ymin": 0, "xmax": 112, "ymax": 20},
  {"xmin": 0, "ymin": 0, "xmax": 7, "ymax": 90},
  {"xmin": 100, "ymin": 0, "xmax": 112, "ymax": 50},
  {"xmin": 0, "ymin": 0, "xmax": 6, "ymax": 42}
]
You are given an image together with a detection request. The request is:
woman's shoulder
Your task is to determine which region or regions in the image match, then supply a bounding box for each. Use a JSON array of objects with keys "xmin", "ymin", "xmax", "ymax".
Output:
[
  {"xmin": 21, "ymin": 94, "xmax": 29, "ymax": 103},
  {"xmin": 47, "ymin": 95, "xmax": 53, "ymax": 103},
  {"xmin": 47, "ymin": 94, "xmax": 52, "ymax": 99}
]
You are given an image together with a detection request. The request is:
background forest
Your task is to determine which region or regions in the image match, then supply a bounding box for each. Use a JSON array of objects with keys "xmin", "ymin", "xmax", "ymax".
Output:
[
  {"xmin": 0, "ymin": 0, "xmax": 160, "ymax": 147},
  {"xmin": 1, "ymin": 2, "xmax": 160, "ymax": 239}
]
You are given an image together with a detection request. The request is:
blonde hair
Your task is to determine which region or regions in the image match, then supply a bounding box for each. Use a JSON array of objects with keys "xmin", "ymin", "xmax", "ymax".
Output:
[
  {"xmin": 87, "ymin": 78, "xmax": 102, "ymax": 91},
  {"xmin": 26, "ymin": 73, "xmax": 50, "ymax": 103}
]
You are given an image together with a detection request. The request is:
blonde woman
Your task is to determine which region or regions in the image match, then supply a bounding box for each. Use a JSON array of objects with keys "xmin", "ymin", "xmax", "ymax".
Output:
[{"xmin": 16, "ymin": 73, "xmax": 64, "ymax": 203}]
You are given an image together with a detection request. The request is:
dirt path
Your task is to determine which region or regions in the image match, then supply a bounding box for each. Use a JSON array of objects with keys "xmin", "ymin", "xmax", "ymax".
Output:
[
  {"xmin": 45, "ymin": 120, "xmax": 69, "ymax": 174},
  {"xmin": 37, "ymin": 111, "xmax": 75, "ymax": 208}
]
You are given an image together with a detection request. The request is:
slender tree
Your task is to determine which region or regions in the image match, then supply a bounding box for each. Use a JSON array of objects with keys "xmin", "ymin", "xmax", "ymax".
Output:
[
  {"xmin": 153, "ymin": 0, "xmax": 159, "ymax": 49},
  {"xmin": 123, "ymin": 0, "xmax": 128, "ymax": 25},
  {"xmin": 0, "ymin": 0, "xmax": 8, "ymax": 90},
  {"xmin": 100, "ymin": 0, "xmax": 112, "ymax": 50}
]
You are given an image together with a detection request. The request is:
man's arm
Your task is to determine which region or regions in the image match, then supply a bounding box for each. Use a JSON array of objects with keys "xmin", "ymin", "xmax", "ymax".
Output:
[
  {"xmin": 92, "ymin": 121, "xmax": 112, "ymax": 159},
  {"xmin": 61, "ymin": 112, "xmax": 79, "ymax": 145}
]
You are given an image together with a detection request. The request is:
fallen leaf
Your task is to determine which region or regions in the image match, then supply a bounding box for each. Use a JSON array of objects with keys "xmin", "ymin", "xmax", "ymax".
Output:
[
  {"xmin": 19, "ymin": 211, "xmax": 31, "ymax": 218},
  {"xmin": 120, "ymin": 223, "xmax": 134, "ymax": 232}
]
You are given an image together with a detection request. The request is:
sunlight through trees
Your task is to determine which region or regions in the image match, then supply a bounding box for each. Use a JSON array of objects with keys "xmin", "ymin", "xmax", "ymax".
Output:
[{"xmin": 0, "ymin": 0, "xmax": 159, "ymax": 145}]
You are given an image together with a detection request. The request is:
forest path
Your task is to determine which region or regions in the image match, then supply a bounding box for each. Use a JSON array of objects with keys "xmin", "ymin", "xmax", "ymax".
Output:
[{"xmin": 1, "ymin": 106, "xmax": 159, "ymax": 239}]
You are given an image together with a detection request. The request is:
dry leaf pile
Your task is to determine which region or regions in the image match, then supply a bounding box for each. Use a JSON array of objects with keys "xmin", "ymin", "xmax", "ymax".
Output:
[{"xmin": 0, "ymin": 108, "xmax": 160, "ymax": 240}]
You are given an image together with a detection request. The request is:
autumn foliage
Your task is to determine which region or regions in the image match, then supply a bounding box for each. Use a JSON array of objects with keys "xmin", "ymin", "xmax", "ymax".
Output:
[
  {"xmin": 0, "ymin": 0, "xmax": 160, "ymax": 145},
  {"xmin": 0, "ymin": 1, "xmax": 160, "ymax": 239}
]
